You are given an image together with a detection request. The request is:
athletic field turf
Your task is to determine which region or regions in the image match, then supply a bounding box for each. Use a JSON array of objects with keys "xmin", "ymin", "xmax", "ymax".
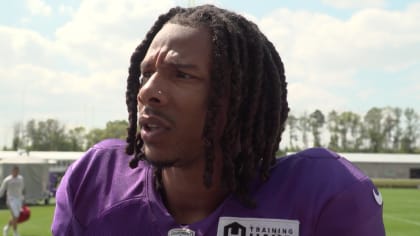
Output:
[
  {"xmin": 382, "ymin": 188, "xmax": 420, "ymax": 236},
  {"xmin": 0, "ymin": 188, "xmax": 418, "ymax": 235}
]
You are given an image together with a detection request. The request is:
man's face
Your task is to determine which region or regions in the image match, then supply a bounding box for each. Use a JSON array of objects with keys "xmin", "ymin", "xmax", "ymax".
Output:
[
  {"xmin": 12, "ymin": 167, "xmax": 19, "ymax": 177},
  {"xmin": 138, "ymin": 23, "xmax": 212, "ymax": 168}
]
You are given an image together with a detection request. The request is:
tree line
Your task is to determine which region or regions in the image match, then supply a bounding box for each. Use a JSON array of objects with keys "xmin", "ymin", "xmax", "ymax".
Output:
[
  {"xmin": 3, "ymin": 106, "xmax": 419, "ymax": 153},
  {"xmin": 5, "ymin": 119, "xmax": 128, "ymax": 151},
  {"xmin": 285, "ymin": 107, "xmax": 419, "ymax": 153}
]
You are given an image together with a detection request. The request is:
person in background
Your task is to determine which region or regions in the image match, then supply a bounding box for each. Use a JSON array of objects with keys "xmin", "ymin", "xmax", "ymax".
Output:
[
  {"xmin": 0, "ymin": 166, "xmax": 24, "ymax": 236},
  {"xmin": 52, "ymin": 4, "xmax": 385, "ymax": 235}
]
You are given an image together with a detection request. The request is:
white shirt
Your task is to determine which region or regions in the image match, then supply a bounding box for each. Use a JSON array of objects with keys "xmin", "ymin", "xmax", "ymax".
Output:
[{"xmin": 0, "ymin": 175, "xmax": 24, "ymax": 201}]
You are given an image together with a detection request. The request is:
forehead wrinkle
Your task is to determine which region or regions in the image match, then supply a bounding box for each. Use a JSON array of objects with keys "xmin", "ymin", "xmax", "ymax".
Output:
[
  {"xmin": 140, "ymin": 47, "xmax": 166, "ymax": 69},
  {"xmin": 142, "ymin": 48, "xmax": 194, "ymax": 70},
  {"xmin": 164, "ymin": 50, "xmax": 188, "ymax": 65}
]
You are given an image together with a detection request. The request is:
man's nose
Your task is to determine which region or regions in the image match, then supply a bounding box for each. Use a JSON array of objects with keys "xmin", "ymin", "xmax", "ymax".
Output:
[{"xmin": 137, "ymin": 72, "xmax": 168, "ymax": 107}]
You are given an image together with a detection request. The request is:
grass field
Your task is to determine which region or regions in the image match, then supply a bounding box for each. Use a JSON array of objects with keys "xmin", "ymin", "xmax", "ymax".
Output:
[
  {"xmin": 0, "ymin": 205, "xmax": 54, "ymax": 236},
  {"xmin": 0, "ymin": 188, "xmax": 418, "ymax": 235},
  {"xmin": 382, "ymin": 188, "xmax": 420, "ymax": 236}
]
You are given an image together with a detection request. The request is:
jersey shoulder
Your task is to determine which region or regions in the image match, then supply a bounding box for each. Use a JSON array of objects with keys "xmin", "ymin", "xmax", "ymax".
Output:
[
  {"xmin": 275, "ymin": 147, "xmax": 369, "ymax": 184},
  {"xmin": 62, "ymin": 138, "xmax": 151, "ymax": 227},
  {"xmin": 266, "ymin": 147, "xmax": 375, "ymax": 209},
  {"xmin": 259, "ymin": 148, "xmax": 384, "ymax": 235}
]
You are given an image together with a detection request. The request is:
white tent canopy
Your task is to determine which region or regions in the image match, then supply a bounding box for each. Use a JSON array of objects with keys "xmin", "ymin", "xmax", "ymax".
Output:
[{"xmin": 0, "ymin": 158, "xmax": 49, "ymax": 204}]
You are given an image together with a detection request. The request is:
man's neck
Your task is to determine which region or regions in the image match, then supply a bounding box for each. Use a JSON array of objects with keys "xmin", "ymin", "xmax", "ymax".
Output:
[{"xmin": 160, "ymin": 154, "xmax": 228, "ymax": 224}]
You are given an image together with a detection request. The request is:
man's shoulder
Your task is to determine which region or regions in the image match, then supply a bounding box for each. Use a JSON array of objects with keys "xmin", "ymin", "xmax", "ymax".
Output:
[
  {"xmin": 258, "ymin": 148, "xmax": 384, "ymax": 235},
  {"xmin": 71, "ymin": 138, "xmax": 139, "ymax": 168},
  {"xmin": 90, "ymin": 138, "xmax": 128, "ymax": 150},
  {"xmin": 60, "ymin": 139, "xmax": 151, "ymax": 225},
  {"xmin": 278, "ymin": 147, "xmax": 362, "ymax": 170},
  {"xmin": 68, "ymin": 138, "xmax": 150, "ymax": 178},
  {"xmin": 257, "ymin": 148, "xmax": 379, "ymax": 218},
  {"xmin": 2, "ymin": 175, "xmax": 12, "ymax": 182},
  {"xmin": 63, "ymin": 138, "xmax": 152, "ymax": 199},
  {"xmin": 282, "ymin": 147, "xmax": 341, "ymax": 161},
  {"xmin": 65, "ymin": 139, "xmax": 150, "ymax": 205},
  {"xmin": 273, "ymin": 147, "xmax": 370, "ymax": 187}
]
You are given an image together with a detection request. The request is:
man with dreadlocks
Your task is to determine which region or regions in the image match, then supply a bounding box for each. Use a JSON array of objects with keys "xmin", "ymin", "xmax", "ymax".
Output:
[{"xmin": 52, "ymin": 4, "xmax": 385, "ymax": 236}]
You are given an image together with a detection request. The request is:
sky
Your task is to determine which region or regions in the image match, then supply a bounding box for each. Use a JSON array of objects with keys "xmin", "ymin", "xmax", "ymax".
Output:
[{"xmin": 0, "ymin": 0, "xmax": 419, "ymax": 148}]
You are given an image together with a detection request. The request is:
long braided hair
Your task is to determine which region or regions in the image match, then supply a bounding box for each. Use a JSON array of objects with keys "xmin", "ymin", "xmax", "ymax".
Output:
[{"xmin": 125, "ymin": 5, "xmax": 289, "ymax": 207}]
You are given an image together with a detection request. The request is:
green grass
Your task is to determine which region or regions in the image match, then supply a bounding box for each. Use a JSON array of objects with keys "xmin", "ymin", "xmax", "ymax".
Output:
[
  {"xmin": 382, "ymin": 188, "xmax": 420, "ymax": 236},
  {"xmin": 0, "ymin": 205, "xmax": 54, "ymax": 236},
  {"xmin": 0, "ymin": 189, "xmax": 418, "ymax": 235}
]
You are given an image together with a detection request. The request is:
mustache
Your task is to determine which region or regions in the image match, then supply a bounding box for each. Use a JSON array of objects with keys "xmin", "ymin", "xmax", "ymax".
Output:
[{"xmin": 138, "ymin": 106, "xmax": 175, "ymax": 126}]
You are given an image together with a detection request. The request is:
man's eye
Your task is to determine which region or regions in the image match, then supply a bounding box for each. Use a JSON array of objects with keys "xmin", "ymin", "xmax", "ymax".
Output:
[
  {"xmin": 142, "ymin": 71, "xmax": 153, "ymax": 78},
  {"xmin": 139, "ymin": 72, "xmax": 153, "ymax": 84},
  {"xmin": 176, "ymin": 71, "xmax": 193, "ymax": 79}
]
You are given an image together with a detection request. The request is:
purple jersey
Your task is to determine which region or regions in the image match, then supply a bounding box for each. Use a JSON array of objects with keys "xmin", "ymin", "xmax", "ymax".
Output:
[{"xmin": 52, "ymin": 139, "xmax": 385, "ymax": 235}]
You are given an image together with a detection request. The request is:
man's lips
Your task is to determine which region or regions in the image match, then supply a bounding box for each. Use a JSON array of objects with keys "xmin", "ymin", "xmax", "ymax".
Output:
[
  {"xmin": 138, "ymin": 106, "xmax": 174, "ymax": 128},
  {"xmin": 138, "ymin": 115, "xmax": 171, "ymax": 131},
  {"xmin": 138, "ymin": 109, "xmax": 173, "ymax": 142}
]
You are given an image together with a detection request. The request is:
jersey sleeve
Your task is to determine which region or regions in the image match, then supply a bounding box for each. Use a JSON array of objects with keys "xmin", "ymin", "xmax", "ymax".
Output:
[
  {"xmin": 21, "ymin": 176, "xmax": 25, "ymax": 197},
  {"xmin": 51, "ymin": 139, "xmax": 133, "ymax": 235},
  {"xmin": 0, "ymin": 177, "xmax": 8, "ymax": 197},
  {"xmin": 314, "ymin": 178, "xmax": 385, "ymax": 236},
  {"xmin": 51, "ymin": 164, "xmax": 85, "ymax": 236}
]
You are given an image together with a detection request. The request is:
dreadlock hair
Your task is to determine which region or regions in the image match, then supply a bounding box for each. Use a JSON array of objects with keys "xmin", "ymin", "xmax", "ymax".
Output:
[{"xmin": 125, "ymin": 4, "xmax": 289, "ymax": 207}]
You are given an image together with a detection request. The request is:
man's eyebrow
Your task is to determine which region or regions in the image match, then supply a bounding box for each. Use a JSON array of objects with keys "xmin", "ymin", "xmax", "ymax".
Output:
[
  {"xmin": 168, "ymin": 62, "xmax": 200, "ymax": 70},
  {"xmin": 141, "ymin": 61, "xmax": 201, "ymax": 70},
  {"xmin": 140, "ymin": 61, "xmax": 151, "ymax": 70}
]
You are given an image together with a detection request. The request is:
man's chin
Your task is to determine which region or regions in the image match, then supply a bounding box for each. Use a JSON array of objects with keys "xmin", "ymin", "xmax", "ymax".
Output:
[{"xmin": 144, "ymin": 157, "xmax": 177, "ymax": 169}]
